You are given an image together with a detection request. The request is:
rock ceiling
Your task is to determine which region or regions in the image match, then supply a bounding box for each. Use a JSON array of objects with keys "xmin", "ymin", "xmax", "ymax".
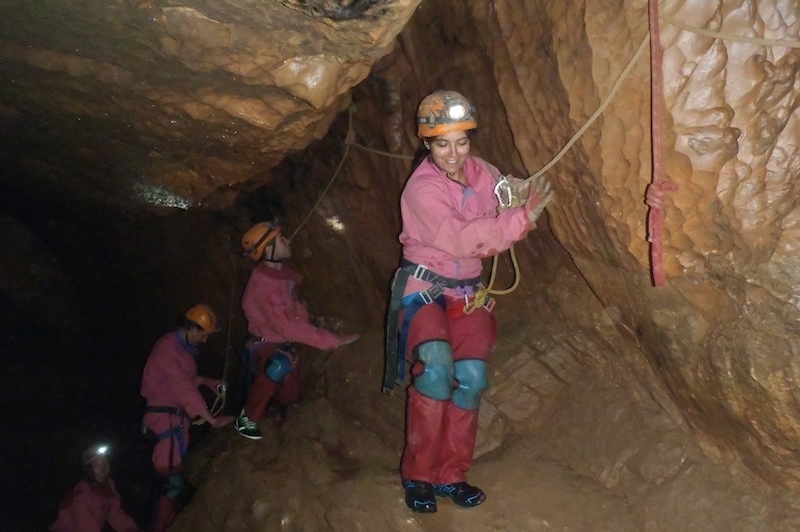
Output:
[{"xmin": 0, "ymin": 0, "xmax": 421, "ymax": 206}]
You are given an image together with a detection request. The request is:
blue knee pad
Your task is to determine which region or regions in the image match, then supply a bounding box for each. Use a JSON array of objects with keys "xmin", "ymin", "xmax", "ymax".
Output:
[
  {"xmin": 162, "ymin": 473, "xmax": 195, "ymax": 509},
  {"xmin": 413, "ymin": 340, "xmax": 455, "ymax": 400},
  {"xmin": 452, "ymin": 359, "xmax": 489, "ymax": 410},
  {"xmin": 265, "ymin": 352, "xmax": 293, "ymax": 382}
]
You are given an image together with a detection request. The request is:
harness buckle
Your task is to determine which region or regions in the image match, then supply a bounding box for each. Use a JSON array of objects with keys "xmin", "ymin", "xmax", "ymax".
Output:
[
  {"xmin": 485, "ymin": 296, "xmax": 496, "ymax": 313},
  {"xmin": 412, "ymin": 263, "xmax": 428, "ymax": 281},
  {"xmin": 419, "ymin": 284, "xmax": 444, "ymax": 305}
]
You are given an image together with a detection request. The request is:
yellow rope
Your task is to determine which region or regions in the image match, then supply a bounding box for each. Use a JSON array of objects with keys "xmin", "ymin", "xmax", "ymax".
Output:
[
  {"xmin": 193, "ymin": 250, "xmax": 239, "ymax": 425},
  {"xmin": 661, "ymin": 14, "xmax": 800, "ymax": 48},
  {"xmin": 464, "ymin": 246, "xmax": 522, "ymax": 314},
  {"xmin": 464, "ymin": 31, "xmax": 652, "ymax": 312},
  {"xmin": 351, "ymin": 142, "xmax": 415, "ymax": 160},
  {"xmin": 228, "ymin": 12, "xmax": 796, "ymax": 328},
  {"xmin": 523, "ymin": 32, "xmax": 650, "ymax": 185},
  {"xmin": 290, "ymin": 105, "xmax": 418, "ymax": 241},
  {"xmin": 289, "ymin": 141, "xmax": 353, "ymax": 242}
]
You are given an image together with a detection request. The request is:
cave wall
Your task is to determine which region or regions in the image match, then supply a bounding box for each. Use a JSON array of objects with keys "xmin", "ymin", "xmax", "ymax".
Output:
[
  {"xmin": 486, "ymin": 0, "xmax": 800, "ymax": 486},
  {"xmin": 510, "ymin": 0, "xmax": 800, "ymax": 485},
  {"xmin": 288, "ymin": 0, "xmax": 800, "ymax": 488}
]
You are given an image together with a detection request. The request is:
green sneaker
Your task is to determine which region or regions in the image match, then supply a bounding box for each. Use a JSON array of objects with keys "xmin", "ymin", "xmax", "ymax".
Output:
[{"xmin": 234, "ymin": 411, "xmax": 262, "ymax": 440}]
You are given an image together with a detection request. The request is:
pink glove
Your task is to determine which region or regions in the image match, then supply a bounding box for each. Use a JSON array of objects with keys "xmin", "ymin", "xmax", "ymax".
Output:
[{"xmin": 523, "ymin": 175, "xmax": 554, "ymax": 224}]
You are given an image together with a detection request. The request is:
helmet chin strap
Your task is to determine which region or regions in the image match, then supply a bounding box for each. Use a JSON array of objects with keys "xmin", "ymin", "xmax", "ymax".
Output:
[{"xmin": 263, "ymin": 243, "xmax": 283, "ymax": 264}]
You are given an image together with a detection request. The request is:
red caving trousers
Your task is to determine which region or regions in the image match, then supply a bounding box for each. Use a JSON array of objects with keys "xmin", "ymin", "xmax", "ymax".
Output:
[
  {"xmin": 152, "ymin": 496, "xmax": 175, "ymax": 532},
  {"xmin": 244, "ymin": 343, "xmax": 301, "ymax": 421},
  {"xmin": 400, "ymin": 298, "xmax": 497, "ymax": 484}
]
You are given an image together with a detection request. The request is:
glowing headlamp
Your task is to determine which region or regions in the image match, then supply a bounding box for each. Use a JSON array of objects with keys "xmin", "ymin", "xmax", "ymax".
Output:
[
  {"xmin": 447, "ymin": 103, "xmax": 466, "ymax": 120},
  {"xmin": 82, "ymin": 442, "xmax": 111, "ymax": 465}
]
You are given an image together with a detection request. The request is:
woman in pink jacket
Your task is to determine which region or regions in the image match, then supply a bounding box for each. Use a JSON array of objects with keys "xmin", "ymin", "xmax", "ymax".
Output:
[
  {"xmin": 387, "ymin": 90, "xmax": 552, "ymax": 513},
  {"xmin": 50, "ymin": 444, "xmax": 142, "ymax": 532},
  {"xmin": 234, "ymin": 222, "xmax": 359, "ymax": 441}
]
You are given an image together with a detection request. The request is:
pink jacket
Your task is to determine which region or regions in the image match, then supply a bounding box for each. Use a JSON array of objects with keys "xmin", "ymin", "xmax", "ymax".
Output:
[
  {"xmin": 399, "ymin": 155, "xmax": 531, "ymax": 290},
  {"xmin": 242, "ymin": 263, "xmax": 342, "ymax": 351},
  {"xmin": 140, "ymin": 331, "xmax": 209, "ymax": 420},
  {"xmin": 49, "ymin": 479, "xmax": 139, "ymax": 532}
]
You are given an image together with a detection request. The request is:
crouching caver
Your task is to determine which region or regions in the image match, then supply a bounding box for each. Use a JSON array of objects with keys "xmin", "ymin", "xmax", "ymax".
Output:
[
  {"xmin": 140, "ymin": 304, "xmax": 233, "ymax": 532},
  {"xmin": 234, "ymin": 221, "xmax": 360, "ymax": 441}
]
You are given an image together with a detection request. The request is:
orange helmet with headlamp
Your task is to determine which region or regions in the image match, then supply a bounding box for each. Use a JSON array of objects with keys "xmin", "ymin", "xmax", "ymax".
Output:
[
  {"xmin": 241, "ymin": 222, "xmax": 281, "ymax": 262},
  {"xmin": 416, "ymin": 90, "xmax": 477, "ymax": 138}
]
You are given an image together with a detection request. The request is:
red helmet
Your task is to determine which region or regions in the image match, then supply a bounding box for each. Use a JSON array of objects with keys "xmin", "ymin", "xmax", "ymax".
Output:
[
  {"xmin": 416, "ymin": 90, "xmax": 477, "ymax": 138},
  {"xmin": 185, "ymin": 304, "xmax": 220, "ymax": 333}
]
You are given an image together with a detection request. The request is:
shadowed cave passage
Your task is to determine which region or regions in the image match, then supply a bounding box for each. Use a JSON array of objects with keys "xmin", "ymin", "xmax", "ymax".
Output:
[{"xmin": 4, "ymin": 0, "xmax": 800, "ymax": 530}]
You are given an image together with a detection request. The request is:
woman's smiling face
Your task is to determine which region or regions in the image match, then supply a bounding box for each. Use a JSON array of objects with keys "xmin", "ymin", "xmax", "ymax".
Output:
[{"xmin": 428, "ymin": 131, "xmax": 471, "ymax": 177}]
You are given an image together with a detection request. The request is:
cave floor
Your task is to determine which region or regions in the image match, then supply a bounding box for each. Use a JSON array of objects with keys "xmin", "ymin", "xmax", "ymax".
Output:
[{"xmin": 170, "ymin": 329, "xmax": 800, "ymax": 532}]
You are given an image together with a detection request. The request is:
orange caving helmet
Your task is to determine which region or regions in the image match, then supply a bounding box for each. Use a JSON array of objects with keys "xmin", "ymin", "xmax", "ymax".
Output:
[
  {"xmin": 241, "ymin": 222, "xmax": 281, "ymax": 261},
  {"xmin": 416, "ymin": 90, "xmax": 477, "ymax": 138},
  {"xmin": 185, "ymin": 304, "xmax": 220, "ymax": 334}
]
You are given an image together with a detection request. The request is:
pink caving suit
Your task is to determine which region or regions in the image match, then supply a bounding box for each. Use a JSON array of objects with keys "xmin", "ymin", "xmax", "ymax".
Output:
[
  {"xmin": 140, "ymin": 331, "xmax": 212, "ymax": 476},
  {"xmin": 49, "ymin": 478, "xmax": 139, "ymax": 532},
  {"xmin": 398, "ymin": 155, "xmax": 532, "ymax": 485},
  {"xmin": 241, "ymin": 263, "xmax": 344, "ymax": 421}
]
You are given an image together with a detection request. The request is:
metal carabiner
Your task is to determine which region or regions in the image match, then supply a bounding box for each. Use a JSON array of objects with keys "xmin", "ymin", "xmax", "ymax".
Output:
[{"xmin": 494, "ymin": 174, "xmax": 514, "ymax": 208}]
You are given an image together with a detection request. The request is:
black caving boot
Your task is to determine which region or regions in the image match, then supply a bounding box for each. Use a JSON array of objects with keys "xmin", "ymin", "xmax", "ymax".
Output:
[
  {"xmin": 433, "ymin": 482, "xmax": 486, "ymax": 508},
  {"xmin": 403, "ymin": 479, "xmax": 437, "ymax": 513}
]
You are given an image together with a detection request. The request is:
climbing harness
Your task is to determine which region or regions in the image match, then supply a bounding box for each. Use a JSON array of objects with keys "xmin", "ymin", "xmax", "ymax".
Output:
[
  {"xmin": 142, "ymin": 406, "xmax": 189, "ymax": 471},
  {"xmin": 382, "ymin": 260, "xmax": 483, "ymax": 393}
]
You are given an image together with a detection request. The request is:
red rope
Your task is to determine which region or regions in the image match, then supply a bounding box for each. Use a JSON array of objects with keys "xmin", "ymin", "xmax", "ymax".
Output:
[{"xmin": 648, "ymin": 0, "xmax": 667, "ymax": 286}]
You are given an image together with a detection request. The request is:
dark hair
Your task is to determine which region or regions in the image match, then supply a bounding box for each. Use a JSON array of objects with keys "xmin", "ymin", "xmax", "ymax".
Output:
[
  {"xmin": 422, "ymin": 128, "xmax": 477, "ymax": 141},
  {"xmin": 411, "ymin": 146, "xmax": 428, "ymax": 172},
  {"xmin": 184, "ymin": 319, "xmax": 202, "ymax": 331}
]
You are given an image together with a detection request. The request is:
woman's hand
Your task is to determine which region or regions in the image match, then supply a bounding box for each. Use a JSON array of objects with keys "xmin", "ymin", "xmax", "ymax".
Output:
[
  {"xmin": 523, "ymin": 175, "xmax": 554, "ymax": 224},
  {"xmin": 210, "ymin": 415, "xmax": 234, "ymax": 429},
  {"xmin": 645, "ymin": 182, "xmax": 677, "ymax": 210}
]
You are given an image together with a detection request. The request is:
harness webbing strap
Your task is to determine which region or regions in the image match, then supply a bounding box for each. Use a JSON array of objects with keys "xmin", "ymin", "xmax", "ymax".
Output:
[
  {"xmin": 143, "ymin": 406, "xmax": 189, "ymax": 471},
  {"xmin": 398, "ymin": 291, "xmax": 446, "ymax": 378},
  {"xmin": 145, "ymin": 406, "xmax": 187, "ymax": 416},
  {"xmin": 398, "ymin": 259, "xmax": 482, "ymax": 289},
  {"xmin": 383, "ymin": 268, "xmax": 410, "ymax": 394},
  {"xmin": 383, "ymin": 261, "xmax": 483, "ymax": 394}
]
